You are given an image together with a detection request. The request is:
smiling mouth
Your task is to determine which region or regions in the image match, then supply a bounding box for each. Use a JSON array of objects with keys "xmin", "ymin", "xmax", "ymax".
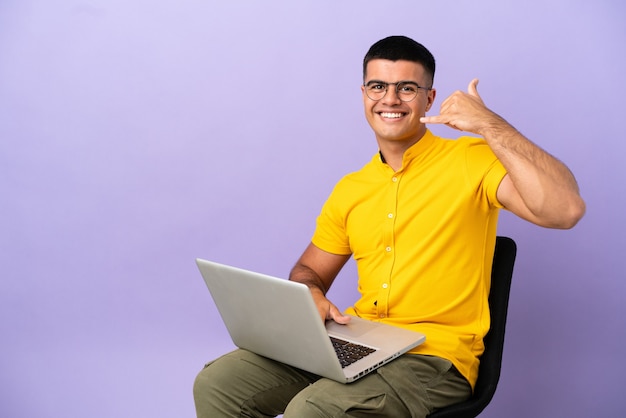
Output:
[{"xmin": 379, "ymin": 112, "xmax": 406, "ymax": 119}]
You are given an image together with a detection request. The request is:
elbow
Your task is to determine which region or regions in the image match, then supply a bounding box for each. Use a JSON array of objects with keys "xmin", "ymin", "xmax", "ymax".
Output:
[
  {"xmin": 530, "ymin": 195, "xmax": 586, "ymax": 229},
  {"xmin": 553, "ymin": 196, "xmax": 586, "ymax": 229}
]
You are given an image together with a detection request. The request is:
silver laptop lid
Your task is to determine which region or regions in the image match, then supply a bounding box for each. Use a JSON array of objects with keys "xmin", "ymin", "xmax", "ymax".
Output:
[{"xmin": 196, "ymin": 259, "xmax": 347, "ymax": 381}]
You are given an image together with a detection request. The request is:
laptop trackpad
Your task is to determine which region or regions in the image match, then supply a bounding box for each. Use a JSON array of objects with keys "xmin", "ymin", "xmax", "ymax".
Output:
[{"xmin": 325, "ymin": 316, "xmax": 378, "ymax": 338}]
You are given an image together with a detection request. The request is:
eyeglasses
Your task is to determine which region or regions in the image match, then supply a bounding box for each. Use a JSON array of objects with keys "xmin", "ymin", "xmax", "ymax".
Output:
[{"xmin": 363, "ymin": 80, "xmax": 431, "ymax": 102}]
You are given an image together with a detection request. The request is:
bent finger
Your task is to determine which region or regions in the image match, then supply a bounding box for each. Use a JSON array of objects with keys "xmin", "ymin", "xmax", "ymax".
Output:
[{"xmin": 420, "ymin": 115, "xmax": 448, "ymax": 125}]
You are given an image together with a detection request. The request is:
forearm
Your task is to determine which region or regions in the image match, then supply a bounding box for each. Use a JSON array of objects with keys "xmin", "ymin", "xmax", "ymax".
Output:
[
  {"xmin": 289, "ymin": 262, "xmax": 329, "ymax": 294},
  {"xmin": 289, "ymin": 243, "xmax": 350, "ymax": 293},
  {"xmin": 289, "ymin": 251, "xmax": 352, "ymax": 324}
]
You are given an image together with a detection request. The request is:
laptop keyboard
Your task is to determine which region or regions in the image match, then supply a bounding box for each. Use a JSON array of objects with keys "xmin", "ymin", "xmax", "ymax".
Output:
[{"xmin": 330, "ymin": 337, "xmax": 376, "ymax": 368}]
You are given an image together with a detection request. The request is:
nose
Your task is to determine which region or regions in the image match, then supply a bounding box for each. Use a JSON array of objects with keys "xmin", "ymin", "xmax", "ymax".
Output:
[{"xmin": 382, "ymin": 84, "xmax": 402, "ymax": 105}]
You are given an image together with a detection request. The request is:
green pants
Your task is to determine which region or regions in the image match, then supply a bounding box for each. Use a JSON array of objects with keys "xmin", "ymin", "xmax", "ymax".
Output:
[{"xmin": 193, "ymin": 349, "xmax": 471, "ymax": 418}]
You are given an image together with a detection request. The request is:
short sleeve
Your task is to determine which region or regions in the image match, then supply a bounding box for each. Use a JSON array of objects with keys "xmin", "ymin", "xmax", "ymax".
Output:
[
  {"xmin": 464, "ymin": 137, "xmax": 508, "ymax": 208},
  {"xmin": 311, "ymin": 183, "xmax": 353, "ymax": 256}
]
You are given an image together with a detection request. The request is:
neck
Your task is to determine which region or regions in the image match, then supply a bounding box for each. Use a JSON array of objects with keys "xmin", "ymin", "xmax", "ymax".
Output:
[{"xmin": 377, "ymin": 132, "xmax": 426, "ymax": 171}]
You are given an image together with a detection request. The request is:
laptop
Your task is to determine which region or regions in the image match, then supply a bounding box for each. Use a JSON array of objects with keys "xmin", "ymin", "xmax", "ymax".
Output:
[{"xmin": 196, "ymin": 259, "xmax": 426, "ymax": 383}]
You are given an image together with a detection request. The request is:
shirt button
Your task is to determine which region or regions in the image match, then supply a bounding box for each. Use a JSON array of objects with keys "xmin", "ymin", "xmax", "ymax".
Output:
[
  {"xmin": 382, "ymin": 283, "xmax": 388, "ymax": 289},
  {"xmin": 387, "ymin": 213, "xmax": 393, "ymax": 218},
  {"xmin": 379, "ymin": 314, "xmax": 386, "ymax": 318},
  {"xmin": 392, "ymin": 177, "xmax": 398, "ymax": 182},
  {"xmin": 385, "ymin": 246, "xmax": 392, "ymax": 252}
]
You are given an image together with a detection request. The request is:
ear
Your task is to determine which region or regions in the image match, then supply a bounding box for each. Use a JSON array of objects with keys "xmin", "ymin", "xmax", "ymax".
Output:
[{"xmin": 425, "ymin": 88, "xmax": 436, "ymax": 112}]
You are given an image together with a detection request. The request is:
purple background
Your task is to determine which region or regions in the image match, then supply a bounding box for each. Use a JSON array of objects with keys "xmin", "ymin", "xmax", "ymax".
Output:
[{"xmin": 1, "ymin": 1, "xmax": 624, "ymax": 417}]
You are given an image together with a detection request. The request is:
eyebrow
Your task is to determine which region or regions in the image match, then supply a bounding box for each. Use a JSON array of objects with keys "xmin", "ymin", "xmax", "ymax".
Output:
[{"xmin": 364, "ymin": 79, "xmax": 420, "ymax": 85}]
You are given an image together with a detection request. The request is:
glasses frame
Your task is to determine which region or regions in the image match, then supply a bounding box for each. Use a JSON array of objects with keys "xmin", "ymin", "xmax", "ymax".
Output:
[{"xmin": 363, "ymin": 80, "xmax": 432, "ymax": 102}]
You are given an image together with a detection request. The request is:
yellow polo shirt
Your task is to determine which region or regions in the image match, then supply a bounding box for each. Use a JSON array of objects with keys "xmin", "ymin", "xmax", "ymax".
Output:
[{"xmin": 311, "ymin": 130, "xmax": 507, "ymax": 389}]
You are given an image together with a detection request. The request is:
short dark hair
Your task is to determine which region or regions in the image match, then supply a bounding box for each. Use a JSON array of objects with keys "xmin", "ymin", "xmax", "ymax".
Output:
[{"xmin": 363, "ymin": 36, "xmax": 436, "ymax": 86}]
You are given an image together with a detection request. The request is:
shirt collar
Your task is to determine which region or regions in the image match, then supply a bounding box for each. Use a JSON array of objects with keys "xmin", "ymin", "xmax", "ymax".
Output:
[{"xmin": 376, "ymin": 129, "xmax": 436, "ymax": 169}]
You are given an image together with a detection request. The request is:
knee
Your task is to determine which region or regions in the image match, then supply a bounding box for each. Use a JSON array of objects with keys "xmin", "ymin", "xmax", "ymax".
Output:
[
  {"xmin": 193, "ymin": 351, "xmax": 250, "ymax": 394},
  {"xmin": 283, "ymin": 391, "xmax": 323, "ymax": 418},
  {"xmin": 193, "ymin": 354, "xmax": 244, "ymax": 417},
  {"xmin": 192, "ymin": 364, "xmax": 213, "ymax": 401},
  {"xmin": 193, "ymin": 363, "xmax": 222, "ymax": 417},
  {"xmin": 283, "ymin": 382, "xmax": 343, "ymax": 417}
]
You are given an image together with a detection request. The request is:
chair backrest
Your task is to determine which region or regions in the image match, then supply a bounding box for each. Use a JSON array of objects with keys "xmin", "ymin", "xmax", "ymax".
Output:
[{"xmin": 427, "ymin": 236, "xmax": 517, "ymax": 418}]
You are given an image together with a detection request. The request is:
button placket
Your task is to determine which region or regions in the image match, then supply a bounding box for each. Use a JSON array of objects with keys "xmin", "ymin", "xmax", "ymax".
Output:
[{"xmin": 377, "ymin": 173, "xmax": 400, "ymax": 320}]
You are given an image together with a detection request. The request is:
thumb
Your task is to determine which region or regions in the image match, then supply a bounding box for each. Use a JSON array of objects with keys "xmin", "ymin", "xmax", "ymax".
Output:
[
  {"xmin": 329, "ymin": 306, "xmax": 351, "ymax": 324},
  {"xmin": 468, "ymin": 78, "xmax": 480, "ymax": 97}
]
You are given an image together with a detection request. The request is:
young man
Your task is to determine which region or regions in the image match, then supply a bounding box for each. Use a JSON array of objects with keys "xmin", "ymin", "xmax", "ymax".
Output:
[{"xmin": 193, "ymin": 36, "xmax": 585, "ymax": 417}]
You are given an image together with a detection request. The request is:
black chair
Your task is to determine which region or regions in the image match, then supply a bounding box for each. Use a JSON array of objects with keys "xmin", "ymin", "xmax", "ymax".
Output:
[{"xmin": 427, "ymin": 236, "xmax": 517, "ymax": 418}]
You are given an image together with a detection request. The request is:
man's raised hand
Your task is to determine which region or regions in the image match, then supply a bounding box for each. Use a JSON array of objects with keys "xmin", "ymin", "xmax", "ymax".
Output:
[{"xmin": 420, "ymin": 78, "xmax": 501, "ymax": 136}]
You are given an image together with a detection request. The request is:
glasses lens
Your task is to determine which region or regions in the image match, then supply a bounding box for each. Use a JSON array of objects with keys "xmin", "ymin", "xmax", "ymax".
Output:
[
  {"xmin": 396, "ymin": 82, "xmax": 418, "ymax": 102},
  {"xmin": 365, "ymin": 82, "xmax": 386, "ymax": 101}
]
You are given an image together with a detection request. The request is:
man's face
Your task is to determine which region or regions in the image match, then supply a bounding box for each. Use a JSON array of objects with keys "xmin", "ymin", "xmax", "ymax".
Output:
[{"xmin": 362, "ymin": 59, "xmax": 436, "ymax": 145}]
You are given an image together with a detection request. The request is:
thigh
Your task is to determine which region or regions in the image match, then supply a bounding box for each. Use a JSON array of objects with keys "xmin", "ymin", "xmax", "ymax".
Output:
[
  {"xmin": 283, "ymin": 354, "xmax": 471, "ymax": 418},
  {"xmin": 379, "ymin": 354, "xmax": 472, "ymax": 416},
  {"xmin": 193, "ymin": 349, "xmax": 319, "ymax": 418}
]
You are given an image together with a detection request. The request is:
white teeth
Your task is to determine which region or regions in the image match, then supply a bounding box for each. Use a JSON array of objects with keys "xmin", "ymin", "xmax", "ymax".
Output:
[{"xmin": 380, "ymin": 112, "xmax": 403, "ymax": 118}]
